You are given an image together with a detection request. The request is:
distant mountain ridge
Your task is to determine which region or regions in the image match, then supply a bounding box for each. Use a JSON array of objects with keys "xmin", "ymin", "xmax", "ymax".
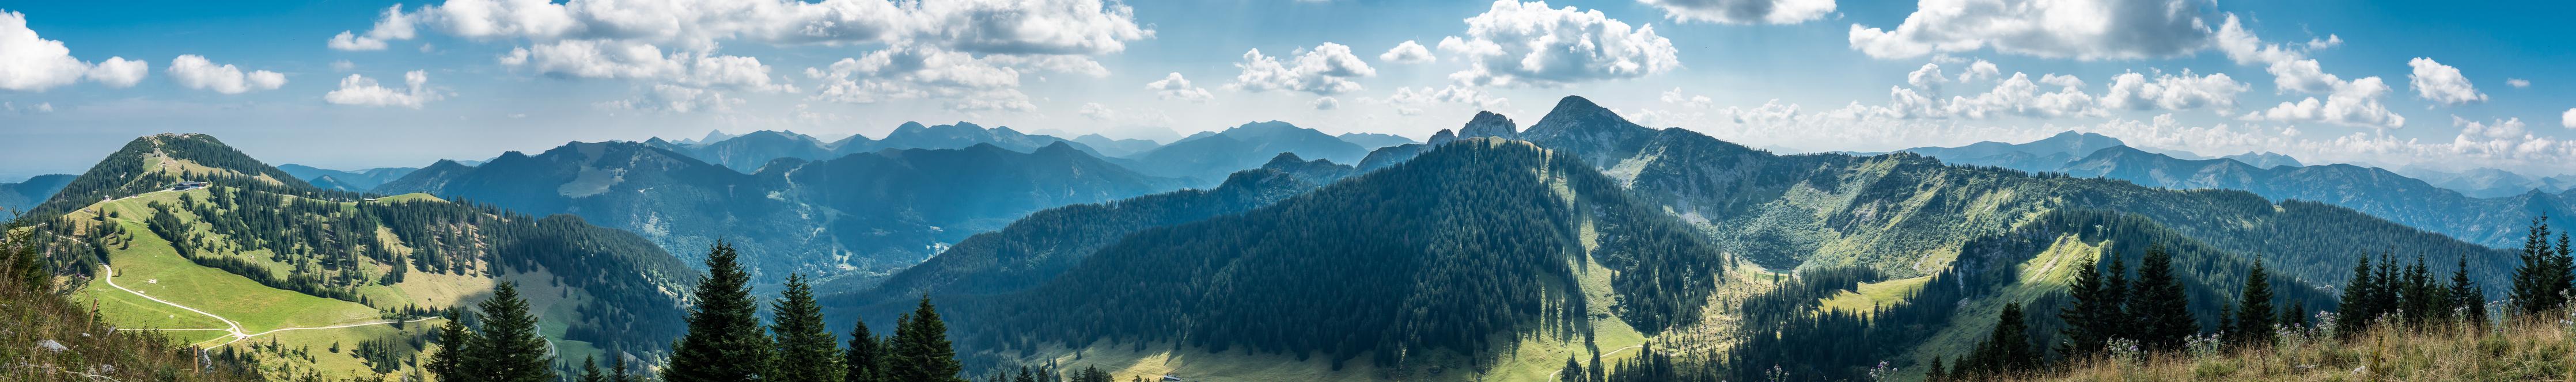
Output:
[
  {"xmin": 645, "ymin": 123, "xmax": 1109, "ymax": 173},
  {"xmin": 1123, "ymin": 120, "xmax": 1370, "ymax": 184},
  {"xmin": 1896, "ymin": 133, "xmax": 2573, "ymax": 248},
  {"xmin": 276, "ymin": 164, "xmax": 417, "ymax": 192},
  {"xmin": 370, "ymin": 139, "xmax": 1189, "ymax": 288},
  {"xmin": 0, "ymin": 174, "xmax": 73, "ymax": 220}
]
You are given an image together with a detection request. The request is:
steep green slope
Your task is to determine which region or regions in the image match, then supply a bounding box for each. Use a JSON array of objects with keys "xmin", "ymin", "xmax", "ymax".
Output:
[
  {"xmin": 942, "ymin": 140, "xmax": 1728, "ymax": 378},
  {"xmin": 831, "ymin": 155, "xmax": 1340, "ymax": 311},
  {"xmin": 20, "ymin": 134, "xmax": 694, "ymax": 379}
]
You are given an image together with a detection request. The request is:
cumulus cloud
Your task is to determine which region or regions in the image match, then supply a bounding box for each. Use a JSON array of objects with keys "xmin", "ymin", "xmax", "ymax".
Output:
[
  {"xmin": 805, "ymin": 44, "xmax": 1033, "ymax": 112},
  {"xmin": 1661, "ymin": 87, "xmax": 1714, "ymax": 109},
  {"xmin": 325, "ymin": 70, "xmax": 444, "ymax": 108},
  {"xmin": 1387, "ymin": 85, "xmax": 1509, "ymax": 110},
  {"xmin": 2564, "ymin": 108, "xmax": 2575, "ymax": 129},
  {"xmin": 2406, "ymin": 57, "xmax": 2484, "ymax": 106},
  {"xmin": 332, "ymin": 0, "xmax": 1150, "ymax": 56},
  {"xmin": 599, "ymin": 84, "xmax": 743, "ymax": 113},
  {"xmin": 328, "ymin": 5, "xmax": 415, "ymax": 51},
  {"xmin": 2212, "ymin": 15, "xmax": 2403, "ymax": 128},
  {"xmin": 1439, "ymin": 1, "xmax": 1680, "ymax": 87},
  {"xmin": 85, "ymin": 57, "xmax": 147, "ymax": 88},
  {"xmin": 1312, "ymin": 96, "xmax": 1338, "ymax": 110},
  {"xmin": 1378, "ymin": 40, "xmax": 1435, "ymax": 64},
  {"xmin": 1847, "ymin": 0, "xmax": 2214, "ymax": 60},
  {"xmin": 168, "ymin": 55, "xmax": 285, "ymax": 94},
  {"xmin": 1228, "ymin": 42, "xmax": 1375, "ymax": 96},
  {"xmin": 1145, "ymin": 72, "xmax": 1213, "ymax": 102},
  {"xmin": 1941, "ymin": 72, "xmax": 2101, "ymax": 119},
  {"xmin": 500, "ymin": 40, "xmax": 787, "ymax": 91},
  {"xmin": 1638, "ymin": 0, "xmax": 1834, "ymax": 25},
  {"xmin": 2, "ymin": 11, "xmax": 149, "ymax": 91},
  {"xmin": 2246, "ymin": 77, "xmax": 2405, "ymax": 129},
  {"xmin": 2100, "ymin": 70, "xmax": 2248, "ymax": 111}
]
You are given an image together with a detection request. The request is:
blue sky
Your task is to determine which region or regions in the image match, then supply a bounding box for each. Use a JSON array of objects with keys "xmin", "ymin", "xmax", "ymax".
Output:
[{"xmin": 3, "ymin": 0, "xmax": 2572, "ymax": 179}]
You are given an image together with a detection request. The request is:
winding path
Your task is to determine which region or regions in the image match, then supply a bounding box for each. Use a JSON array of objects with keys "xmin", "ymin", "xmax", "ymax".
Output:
[{"xmin": 100, "ymin": 264, "xmax": 433, "ymax": 349}]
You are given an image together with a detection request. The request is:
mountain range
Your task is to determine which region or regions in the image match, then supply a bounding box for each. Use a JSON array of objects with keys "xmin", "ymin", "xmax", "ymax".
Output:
[
  {"xmin": 369, "ymin": 139, "xmax": 1187, "ymax": 289},
  {"xmin": 276, "ymin": 164, "xmax": 418, "ymax": 192},
  {"xmin": 1895, "ymin": 131, "xmax": 2575, "ymax": 248},
  {"xmin": 16, "ymin": 133, "xmax": 694, "ymax": 378},
  {"xmin": 0, "ymin": 174, "xmax": 73, "ymax": 220}
]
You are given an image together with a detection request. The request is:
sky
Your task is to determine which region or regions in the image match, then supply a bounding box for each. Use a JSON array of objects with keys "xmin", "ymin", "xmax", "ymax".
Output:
[{"xmin": 3, "ymin": 0, "xmax": 2574, "ymax": 181}]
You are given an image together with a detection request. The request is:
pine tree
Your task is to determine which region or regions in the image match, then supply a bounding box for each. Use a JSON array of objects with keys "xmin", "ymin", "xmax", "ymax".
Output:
[
  {"xmin": 2402, "ymin": 255, "xmax": 2441, "ymax": 326},
  {"xmin": 1967, "ymin": 303, "xmax": 2039, "ymax": 376},
  {"xmin": 469, "ymin": 282, "xmax": 556, "ymax": 382},
  {"xmin": 666, "ymin": 242, "xmax": 776, "ymax": 381},
  {"xmin": 2233, "ymin": 262, "xmax": 2275, "ymax": 347},
  {"xmin": 579, "ymin": 356, "xmax": 608, "ymax": 382},
  {"xmin": 2339, "ymin": 255, "xmax": 2381, "ymax": 334},
  {"xmin": 772, "ymin": 274, "xmax": 844, "ymax": 382},
  {"xmin": 2280, "ymin": 300, "xmax": 2306, "ymax": 330},
  {"xmin": 1069, "ymin": 366, "xmax": 1113, "ymax": 382},
  {"xmin": 1924, "ymin": 357, "xmax": 1946, "ymax": 382},
  {"xmin": 2509, "ymin": 216, "xmax": 2563, "ymax": 316},
  {"xmin": 2101, "ymin": 258, "xmax": 2132, "ymax": 342},
  {"xmin": 2450, "ymin": 255, "xmax": 2488, "ymax": 328},
  {"xmin": 1559, "ymin": 356, "xmax": 1586, "ymax": 382},
  {"xmin": 2132, "ymin": 246, "xmax": 2196, "ymax": 352},
  {"xmin": 888, "ymin": 296, "xmax": 965, "ymax": 382},
  {"xmin": 611, "ymin": 354, "xmax": 634, "ymax": 382},
  {"xmin": 428, "ymin": 311, "xmax": 478, "ymax": 382},
  {"xmin": 2058, "ymin": 259, "xmax": 2113, "ymax": 358},
  {"xmin": 846, "ymin": 318, "xmax": 887, "ymax": 382}
]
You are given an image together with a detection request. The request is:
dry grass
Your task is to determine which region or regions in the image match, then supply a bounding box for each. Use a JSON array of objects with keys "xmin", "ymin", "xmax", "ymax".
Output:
[
  {"xmin": 2026, "ymin": 318, "xmax": 2575, "ymax": 381},
  {"xmin": 0, "ymin": 228, "xmax": 263, "ymax": 381}
]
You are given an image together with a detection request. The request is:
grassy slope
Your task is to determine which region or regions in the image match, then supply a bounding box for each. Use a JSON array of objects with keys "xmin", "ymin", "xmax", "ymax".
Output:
[
  {"xmin": 2027, "ymin": 319, "xmax": 2575, "ymax": 381},
  {"xmin": 1898, "ymin": 234, "xmax": 2100, "ymax": 378},
  {"xmin": 59, "ymin": 188, "xmax": 596, "ymax": 379}
]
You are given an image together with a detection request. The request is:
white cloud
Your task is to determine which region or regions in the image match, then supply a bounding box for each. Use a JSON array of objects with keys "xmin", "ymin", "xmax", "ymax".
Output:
[
  {"xmin": 1906, "ymin": 63, "xmax": 1947, "ymax": 92},
  {"xmin": 1312, "ymin": 96, "xmax": 1339, "ymax": 110},
  {"xmin": 1388, "ymin": 85, "xmax": 1509, "ymax": 110},
  {"xmin": 1378, "ymin": 40, "xmax": 1435, "ymax": 64},
  {"xmin": 2100, "ymin": 70, "xmax": 2247, "ymax": 111},
  {"xmin": 599, "ymin": 84, "xmax": 741, "ymax": 113},
  {"xmin": 84, "ymin": 56, "xmax": 147, "ymax": 88},
  {"xmin": 2247, "ymin": 77, "xmax": 2405, "ymax": 129},
  {"xmin": 1079, "ymin": 102, "xmax": 1117, "ymax": 120},
  {"xmin": 1145, "ymin": 72, "xmax": 1213, "ymax": 102},
  {"xmin": 1637, "ymin": 0, "xmax": 1834, "ymax": 25},
  {"xmin": 1941, "ymin": 72, "xmax": 2100, "ymax": 119},
  {"xmin": 1439, "ymin": 1, "xmax": 1680, "ymax": 87},
  {"xmin": 3, "ymin": 101, "xmax": 52, "ymax": 113},
  {"xmin": 2564, "ymin": 108, "xmax": 2575, "ymax": 129},
  {"xmin": 1, "ymin": 11, "xmax": 148, "ymax": 91},
  {"xmin": 1228, "ymin": 42, "xmax": 1375, "ymax": 96},
  {"xmin": 2406, "ymin": 57, "xmax": 2484, "ymax": 106},
  {"xmin": 2213, "ymin": 14, "xmax": 2338, "ymax": 94},
  {"xmin": 501, "ymin": 40, "xmax": 786, "ymax": 91},
  {"xmin": 167, "ymin": 55, "xmax": 285, "ymax": 94},
  {"xmin": 1847, "ymin": 0, "xmax": 2214, "ymax": 60},
  {"xmin": 335, "ymin": 0, "xmax": 1150, "ymax": 56},
  {"xmin": 2507, "ymin": 78, "xmax": 2529, "ymax": 89},
  {"xmin": 806, "ymin": 44, "xmax": 1033, "ymax": 112},
  {"xmin": 331, "ymin": 60, "xmax": 357, "ymax": 72},
  {"xmin": 1660, "ymin": 87, "xmax": 1714, "ymax": 109},
  {"xmin": 328, "ymin": 5, "xmax": 415, "ymax": 51},
  {"xmin": 325, "ymin": 70, "xmax": 444, "ymax": 108}
]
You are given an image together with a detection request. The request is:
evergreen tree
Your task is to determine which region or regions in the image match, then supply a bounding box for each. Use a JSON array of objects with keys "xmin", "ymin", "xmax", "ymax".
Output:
[
  {"xmin": 2402, "ymin": 255, "xmax": 2441, "ymax": 326},
  {"xmin": 2057, "ymin": 259, "xmax": 2113, "ymax": 358},
  {"xmin": 2232, "ymin": 262, "xmax": 2275, "ymax": 347},
  {"xmin": 2339, "ymin": 255, "xmax": 2382, "ymax": 334},
  {"xmin": 846, "ymin": 318, "xmax": 887, "ymax": 382},
  {"xmin": 2509, "ymin": 216, "xmax": 2564, "ymax": 316},
  {"xmin": 1923, "ymin": 357, "xmax": 1946, "ymax": 382},
  {"xmin": 579, "ymin": 356, "xmax": 608, "ymax": 382},
  {"xmin": 888, "ymin": 296, "xmax": 965, "ymax": 382},
  {"xmin": 428, "ymin": 311, "xmax": 478, "ymax": 382},
  {"xmin": 1069, "ymin": 366, "xmax": 1113, "ymax": 382},
  {"xmin": 1559, "ymin": 356, "xmax": 1586, "ymax": 382},
  {"xmin": 2450, "ymin": 256, "xmax": 2488, "ymax": 328},
  {"xmin": 468, "ymin": 282, "xmax": 556, "ymax": 382},
  {"xmin": 2131, "ymin": 246, "xmax": 2196, "ymax": 352},
  {"xmin": 611, "ymin": 355, "xmax": 634, "ymax": 382},
  {"xmin": 2280, "ymin": 300, "xmax": 2306, "ymax": 330},
  {"xmin": 772, "ymin": 274, "xmax": 844, "ymax": 382},
  {"xmin": 1964, "ymin": 303, "xmax": 2039, "ymax": 376},
  {"xmin": 2101, "ymin": 258, "xmax": 2132, "ymax": 342},
  {"xmin": 666, "ymin": 242, "xmax": 776, "ymax": 381}
]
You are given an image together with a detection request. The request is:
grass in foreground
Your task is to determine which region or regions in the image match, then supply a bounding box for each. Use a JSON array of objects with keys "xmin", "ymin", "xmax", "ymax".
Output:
[{"xmin": 2025, "ymin": 318, "xmax": 2575, "ymax": 381}]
